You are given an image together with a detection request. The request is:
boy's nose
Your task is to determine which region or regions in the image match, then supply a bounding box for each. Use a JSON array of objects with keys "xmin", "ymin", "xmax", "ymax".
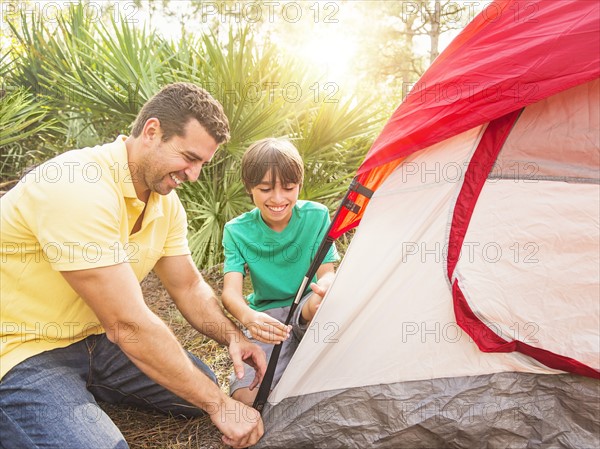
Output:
[{"xmin": 272, "ymin": 187, "xmax": 285, "ymax": 201}]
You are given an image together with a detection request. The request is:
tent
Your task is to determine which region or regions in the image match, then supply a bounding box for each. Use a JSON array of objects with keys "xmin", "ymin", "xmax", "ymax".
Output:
[{"xmin": 253, "ymin": 0, "xmax": 600, "ymax": 447}]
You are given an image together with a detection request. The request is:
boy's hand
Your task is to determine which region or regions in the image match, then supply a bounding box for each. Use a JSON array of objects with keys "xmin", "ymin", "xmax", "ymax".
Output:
[
  {"xmin": 310, "ymin": 281, "xmax": 329, "ymax": 298},
  {"xmin": 243, "ymin": 310, "xmax": 291, "ymax": 344},
  {"xmin": 311, "ymin": 271, "xmax": 335, "ymax": 299},
  {"xmin": 301, "ymin": 276, "xmax": 334, "ymax": 324},
  {"xmin": 301, "ymin": 288, "xmax": 324, "ymax": 324}
]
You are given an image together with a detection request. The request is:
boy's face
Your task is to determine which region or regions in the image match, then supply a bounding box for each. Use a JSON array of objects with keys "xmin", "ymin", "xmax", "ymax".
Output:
[{"xmin": 250, "ymin": 173, "xmax": 300, "ymax": 232}]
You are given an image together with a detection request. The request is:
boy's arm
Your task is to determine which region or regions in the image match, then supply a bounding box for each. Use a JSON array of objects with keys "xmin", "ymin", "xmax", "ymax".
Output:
[{"xmin": 222, "ymin": 271, "xmax": 290, "ymax": 345}]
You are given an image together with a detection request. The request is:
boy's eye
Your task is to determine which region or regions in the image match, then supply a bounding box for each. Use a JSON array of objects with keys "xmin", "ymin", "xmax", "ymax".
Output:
[
  {"xmin": 284, "ymin": 185, "xmax": 297, "ymax": 191},
  {"xmin": 259, "ymin": 188, "xmax": 271, "ymax": 193}
]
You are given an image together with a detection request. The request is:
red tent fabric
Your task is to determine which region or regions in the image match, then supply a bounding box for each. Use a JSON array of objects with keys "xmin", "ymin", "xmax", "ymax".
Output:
[
  {"xmin": 330, "ymin": 0, "xmax": 600, "ymax": 239},
  {"xmin": 254, "ymin": 3, "xmax": 599, "ymax": 444}
]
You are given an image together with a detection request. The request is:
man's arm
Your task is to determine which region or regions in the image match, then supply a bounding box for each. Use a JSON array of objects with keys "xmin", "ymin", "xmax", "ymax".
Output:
[
  {"xmin": 153, "ymin": 255, "xmax": 267, "ymax": 389},
  {"xmin": 61, "ymin": 263, "xmax": 263, "ymax": 448}
]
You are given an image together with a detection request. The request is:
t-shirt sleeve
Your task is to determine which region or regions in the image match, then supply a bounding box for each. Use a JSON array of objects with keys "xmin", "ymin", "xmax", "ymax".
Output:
[
  {"xmin": 222, "ymin": 225, "xmax": 246, "ymax": 274},
  {"xmin": 18, "ymin": 164, "xmax": 125, "ymax": 271},
  {"xmin": 324, "ymin": 241, "xmax": 340, "ymax": 264},
  {"xmin": 163, "ymin": 198, "xmax": 191, "ymax": 257}
]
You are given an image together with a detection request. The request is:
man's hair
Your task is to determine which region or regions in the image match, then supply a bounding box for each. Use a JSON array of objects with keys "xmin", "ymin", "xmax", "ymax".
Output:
[
  {"xmin": 241, "ymin": 138, "xmax": 304, "ymax": 192},
  {"xmin": 131, "ymin": 82, "xmax": 230, "ymax": 144}
]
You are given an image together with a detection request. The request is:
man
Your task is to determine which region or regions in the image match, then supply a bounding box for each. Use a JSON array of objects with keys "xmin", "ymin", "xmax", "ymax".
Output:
[{"xmin": 0, "ymin": 83, "xmax": 266, "ymax": 448}]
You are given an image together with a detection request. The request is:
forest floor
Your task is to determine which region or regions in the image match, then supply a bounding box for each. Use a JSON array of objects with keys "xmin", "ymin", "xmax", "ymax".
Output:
[{"xmin": 101, "ymin": 267, "xmax": 233, "ymax": 449}]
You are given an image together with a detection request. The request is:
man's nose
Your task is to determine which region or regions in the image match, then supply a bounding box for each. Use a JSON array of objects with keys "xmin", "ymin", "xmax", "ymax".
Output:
[{"xmin": 185, "ymin": 162, "xmax": 203, "ymax": 182}]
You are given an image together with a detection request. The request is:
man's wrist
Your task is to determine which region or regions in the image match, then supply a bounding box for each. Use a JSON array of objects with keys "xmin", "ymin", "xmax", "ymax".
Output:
[
  {"xmin": 223, "ymin": 321, "xmax": 246, "ymax": 346},
  {"xmin": 203, "ymin": 394, "xmax": 228, "ymax": 417}
]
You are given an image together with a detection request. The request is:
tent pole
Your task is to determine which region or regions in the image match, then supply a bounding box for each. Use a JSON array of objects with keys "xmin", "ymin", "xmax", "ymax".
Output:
[
  {"xmin": 252, "ymin": 177, "xmax": 373, "ymax": 412},
  {"xmin": 252, "ymin": 236, "xmax": 335, "ymax": 413}
]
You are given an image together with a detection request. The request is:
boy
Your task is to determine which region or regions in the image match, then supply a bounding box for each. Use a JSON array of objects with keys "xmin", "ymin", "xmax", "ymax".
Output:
[{"xmin": 222, "ymin": 138, "xmax": 338, "ymax": 405}]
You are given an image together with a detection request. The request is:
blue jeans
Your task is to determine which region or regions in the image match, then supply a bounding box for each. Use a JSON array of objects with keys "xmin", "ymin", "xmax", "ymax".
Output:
[{"xmin": 0, "ymin": 334, "xmax": 217, "ymax": 448}]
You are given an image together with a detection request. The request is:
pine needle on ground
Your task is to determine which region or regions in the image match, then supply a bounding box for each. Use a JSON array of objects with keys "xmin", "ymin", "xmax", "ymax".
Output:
[{"xmin": 100, "ymin": 267, "xmax": 234, "ymax": 449}]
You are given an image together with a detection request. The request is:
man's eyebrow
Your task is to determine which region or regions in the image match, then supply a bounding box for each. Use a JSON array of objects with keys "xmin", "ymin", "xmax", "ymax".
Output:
[{"xmin": 183, "ymin": 150, "xmax": 204, "ymax": 161}]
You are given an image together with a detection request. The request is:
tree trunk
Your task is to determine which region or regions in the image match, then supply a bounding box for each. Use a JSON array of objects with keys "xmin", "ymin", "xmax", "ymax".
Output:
[{"xmin": 429, "ymin": 0, "xmax": 441, "ymax": 65}]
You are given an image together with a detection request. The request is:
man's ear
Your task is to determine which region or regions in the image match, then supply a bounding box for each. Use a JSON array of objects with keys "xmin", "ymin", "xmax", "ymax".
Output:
[{"xmin": 142, "ymin": 118, "xmax": 162, "ymax": 142}]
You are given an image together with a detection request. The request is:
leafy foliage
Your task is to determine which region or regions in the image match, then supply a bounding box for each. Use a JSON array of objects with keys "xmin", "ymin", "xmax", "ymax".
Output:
[
  {"xmin": 0, "ymin": 88, "xmax": 60, "ymax": 183},
  {"xmin": 3, "ymin": 3, "xmax": 382, "ymax": 266}
]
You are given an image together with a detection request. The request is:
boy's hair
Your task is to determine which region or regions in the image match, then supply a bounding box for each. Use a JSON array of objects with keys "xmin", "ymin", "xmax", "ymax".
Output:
[
  {"xmin": 131, "ymin": 82, "xmax": 230, "ymax": 144},
  {"xmin": 241, "ymin": 138, "xmax": 304, "ymax": 192}
]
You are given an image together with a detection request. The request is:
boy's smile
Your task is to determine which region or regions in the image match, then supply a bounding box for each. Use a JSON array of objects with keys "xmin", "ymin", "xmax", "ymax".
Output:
[{"xmin": 250, "ymin": 174, "xmax": 300, "ymax": 232}]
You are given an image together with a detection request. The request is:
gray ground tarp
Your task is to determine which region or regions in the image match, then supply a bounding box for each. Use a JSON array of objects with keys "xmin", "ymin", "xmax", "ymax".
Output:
[{"xmin": 254, "ymin": 373, "xmax": 600, "ymax": 449}]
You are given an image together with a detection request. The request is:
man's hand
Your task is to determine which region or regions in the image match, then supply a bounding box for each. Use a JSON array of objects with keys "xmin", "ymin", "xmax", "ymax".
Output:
[
  {"xmin": 228, "ymin": 336, "xmax": 268, "ymax": 390},
  {"xmin": 242, "ymin": 310, "xmax": 291, "ymax": 345},
  {"xmin": 208, "ymin": 397, "xmax": 264, "ymax": 448}
]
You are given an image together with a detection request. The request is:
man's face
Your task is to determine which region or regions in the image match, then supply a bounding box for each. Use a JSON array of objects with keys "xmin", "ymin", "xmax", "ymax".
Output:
[{"xmin": 139, "ymin": 119, "xmax": 219, "ymax": 197}]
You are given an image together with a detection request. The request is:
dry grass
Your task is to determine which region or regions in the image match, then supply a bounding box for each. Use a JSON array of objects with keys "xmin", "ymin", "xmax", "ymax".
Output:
[
  {"xmin": 99, "ymin": 403, "xmax": 225, "ymax": 449},
  {"xmin": 100, "ymin": 235, "xmax": 352, "ymax": 448},
  {"xmin": 100, "ymin": 266, "xmax": 235, "ymax": 449},
  {"xmin": 0, "ymin": 189, "xmax": 242, "ymax": 447}
]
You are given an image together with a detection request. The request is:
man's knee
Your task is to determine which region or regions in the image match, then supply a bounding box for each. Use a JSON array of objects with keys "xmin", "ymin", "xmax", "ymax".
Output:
[{"xmin": 0, "ymin": 401, "xmax": 128, "ymax": 449}]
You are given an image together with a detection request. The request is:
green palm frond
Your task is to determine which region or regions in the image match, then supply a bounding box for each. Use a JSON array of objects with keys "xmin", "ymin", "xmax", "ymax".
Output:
[
  {"xmin": 0, "ymin": 89, "xmax": 58, "ymax": 146},
  {"xmin": 193, "ymin": 27, "xmax": 301, "ymax": 154},
  {"xmin": 180, "ymin": 160, "xmax": 253, "ymax": 267},
  {"xmin": 0, "ymin": 51, "xmax": 13, "ymax": 79},
  {"xmin": 291, "ymin": 98, "xmax": 383, "ymax": 206},
  {"xmin": 0, "ymin": 89, "xmax": 60, "ymax": 180},
  {"xmin": 4, "ymin": 9, "xmax": 382, "ymax": 266}
]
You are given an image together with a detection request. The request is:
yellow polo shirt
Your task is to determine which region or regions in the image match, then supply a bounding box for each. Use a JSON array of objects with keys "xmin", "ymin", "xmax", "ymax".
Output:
[{"xmin": 0, "ymin": 136, "xmax": 191, "ymax": 379}]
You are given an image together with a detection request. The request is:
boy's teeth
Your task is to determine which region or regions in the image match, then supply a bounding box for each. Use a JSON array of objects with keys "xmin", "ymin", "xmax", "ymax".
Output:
[{"xmin": 269, "ymin": 205, "xmax": 285, "ymax": 212}]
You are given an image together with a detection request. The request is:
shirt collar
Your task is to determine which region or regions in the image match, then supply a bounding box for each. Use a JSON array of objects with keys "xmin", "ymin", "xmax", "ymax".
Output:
[
  {"xmin": 107, "ymin": 136, "xmax": 166, "ymax": 227},
  {"xmin": 109, "ymin": 135, "xmax": 138, "ymax": 199}
]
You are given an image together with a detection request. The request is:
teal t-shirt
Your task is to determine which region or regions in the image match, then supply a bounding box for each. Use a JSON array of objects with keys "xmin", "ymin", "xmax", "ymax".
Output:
[{"xmin": 222, "ymin": 200, "xmax": 339, "ymax": 311}]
